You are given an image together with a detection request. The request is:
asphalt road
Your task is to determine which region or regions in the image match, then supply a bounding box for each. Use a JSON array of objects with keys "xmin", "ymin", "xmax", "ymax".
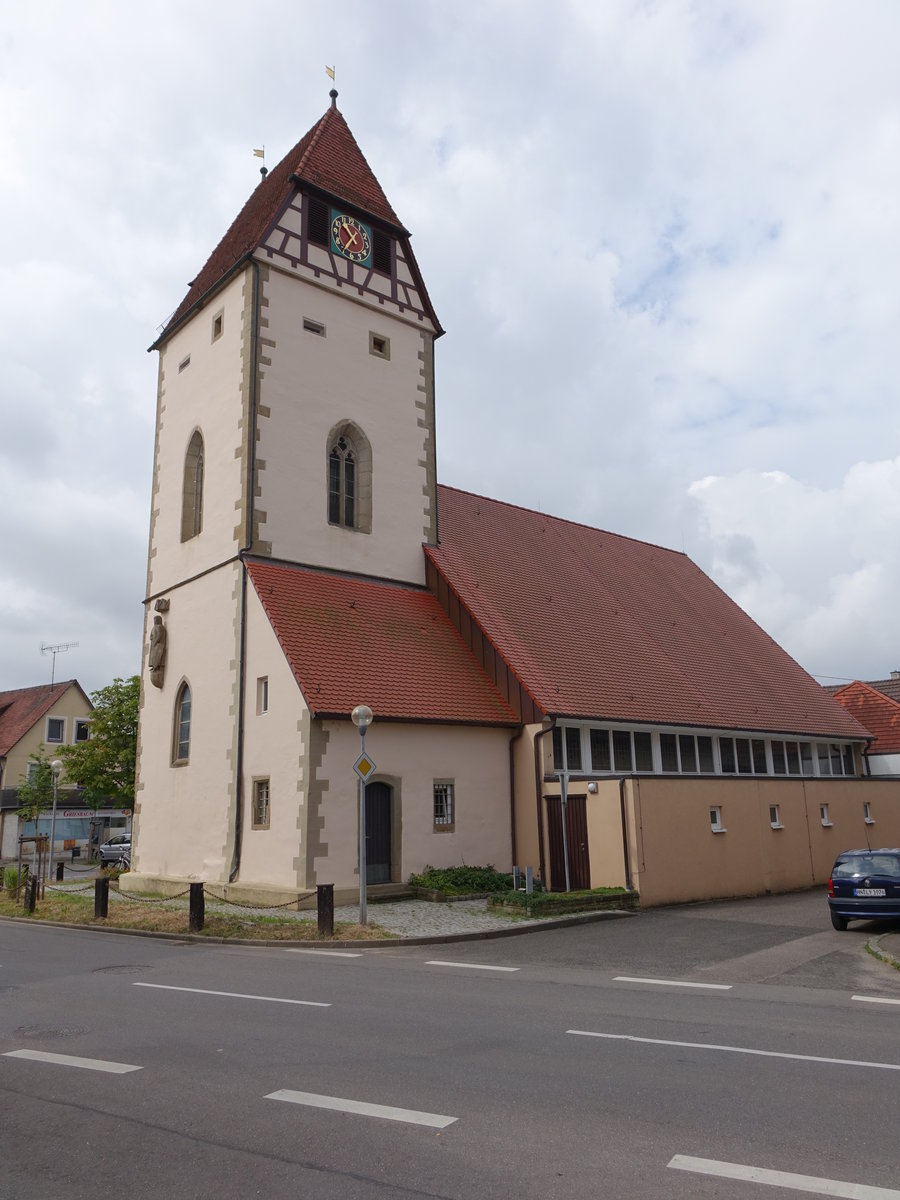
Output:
[{"xmin": 2, "ymin": 891, "xmax": 899, "ymax": 1200}]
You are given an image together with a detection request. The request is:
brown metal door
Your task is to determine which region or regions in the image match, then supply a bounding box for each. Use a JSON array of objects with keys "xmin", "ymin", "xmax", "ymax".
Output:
[
  {"xmin": 546, "ymin": 794, "xmax": 591, "ymax": 891},
  {"xmin": 365, "ymin": 782, "xmax": 391, "ymax": 884}
]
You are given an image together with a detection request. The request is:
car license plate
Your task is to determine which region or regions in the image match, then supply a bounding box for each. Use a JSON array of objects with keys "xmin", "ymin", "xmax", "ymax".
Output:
[{"xmin": 854, "ymin": 888, "xmax": 886, "ymax": 897}]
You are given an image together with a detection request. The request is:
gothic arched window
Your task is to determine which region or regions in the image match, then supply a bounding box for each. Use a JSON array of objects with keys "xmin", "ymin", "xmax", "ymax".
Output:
[
  {"xmin": 181, "ymin": 430, "xmax": 204, "ymax": 542},
  {"xmin": 326, "ymin": 422, "xmax": 372, "ymax": 533},
  {"xmin": 173, "ymin": 682, "xmax": 192, "ymax": 764}
]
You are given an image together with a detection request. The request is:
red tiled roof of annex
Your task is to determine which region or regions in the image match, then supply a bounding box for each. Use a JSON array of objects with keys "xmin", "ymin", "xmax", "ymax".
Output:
[
  {"xmin": 0, "ymin": 682, "xmax": 84, "ymax": 757},
  {"xmin": 160, "ymin": 98, "xmax": 401, "ymax": 338},
  {"xmin": 427, "ymin": 486, "xmax": 868, "ymax": 740},
  {"xmin": 831, "ymin": 681, "xmax": 900, "ymax": 754},
  {"xmin": 247, "ymin": 560, "xmax": 517, "ymax": 724}
]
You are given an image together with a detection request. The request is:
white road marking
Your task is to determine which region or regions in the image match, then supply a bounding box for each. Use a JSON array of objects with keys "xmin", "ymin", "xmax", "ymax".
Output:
[
  {"xmin": 425, "ymin": 960, "xmax": 519, "ymax": 972},
  {"xmin": 614, "ymin": 975, "xmax": 731, "ymax": 990},
  {"xmin": 265, "ymin": 1089, "xmax": 457, "ymax": 1128},
  {"xmin": 567, "ymin": 1030, "xmax": 900, "ymax": 1071},
  {"xmin": 282, "ymin": 949, "xmax": 362, "ymax": 958},
  {"xmin": 853, "ymin": 994, "xmax": 900, "ymax": 1006},
  {"xmin": 133, "ymin": 983, "xmax": 329, "ymax": 1006},
  {"xmin": 4, "ymin": 1049, "xmax": 141, "ymax": 1074},
  {"xmin": 669, "ymin": 1154, "xmax": 900, "ymax": 1197}
]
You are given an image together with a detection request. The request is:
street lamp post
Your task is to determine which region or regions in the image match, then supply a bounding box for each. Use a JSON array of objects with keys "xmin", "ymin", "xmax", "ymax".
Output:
[
  {"xmin": 48, "ymin": 759, "xmax": 63, "ymax": 883},
  {"xmin": 350, "ymin": 705, "xmax": 374, "ymax": 926}
]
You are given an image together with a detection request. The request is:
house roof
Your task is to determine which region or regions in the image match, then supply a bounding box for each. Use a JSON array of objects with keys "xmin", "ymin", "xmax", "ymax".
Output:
[
  {"xmin": 247, "ymin": 560, "xmax": 517, "ymax": 725},
  {"xmin": 831, "ymin": 681, "xmax": 900, "ymax": 754},
  {"xmin": 426, "ymin": 485, "xmax": 868, "ymax": 740},
  {"xmin": 0, "ymin": 681, "xmax": 89, "ymax": 757},
  {"xmin": 157, "ymin": 94, "xmax": 408, "ymax": 344}
]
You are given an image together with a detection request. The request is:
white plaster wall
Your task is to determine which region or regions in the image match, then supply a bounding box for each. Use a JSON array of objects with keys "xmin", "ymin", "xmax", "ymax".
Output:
[
  {"xmin": 148, "ymin": 270, "xmax": 249, "ymax": 594},
  {"xmin": 132, "ymin": 562, "xmax": 241, "ymax": 881},
  {"xmin": 255, "ymin": 268, "xmax": 434, "ymax": 584},
  {"xmin": 239, "ymin": 584, "xmax": 312, "ymax": 888},
  {"xmin": 314, "ymin": 720, "xmax": 512, "ymax": 888}
]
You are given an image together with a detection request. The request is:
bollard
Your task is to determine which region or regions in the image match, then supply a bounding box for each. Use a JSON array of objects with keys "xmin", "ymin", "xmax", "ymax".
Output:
[
  {"xmin": 56, "ymin": 861, "xmax": 64, "ymax": 882},
  {"xmin": 95, "ymin": 877, "xmax": 110, "ymax": 918},
  {"xmin": 513, "ymin": 865, "xmax": 521, "ymax": 891},
  {"xmin": 189, "ymin": 882, "xmax": 205, "ymax": 932},
  {"xmin": 525, "ymin": 866, "xmax": 534, "ymax": 896},
  {"xmin": 24, "ymin": 875, "xmax": 37, "ymax": 914},
  {"xmin": 317, "ymin": 883, "xmax": 334, "ymax": 937}
]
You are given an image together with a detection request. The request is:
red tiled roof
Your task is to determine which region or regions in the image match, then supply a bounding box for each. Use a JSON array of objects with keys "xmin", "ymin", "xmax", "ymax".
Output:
[
  {"xmin": 427, "ymin": 486, "xmax": 868, "ymax": 739},
  {"xmin": 247, "ymin": 560, "xmax": 517, "ymax": 724},
  {"xmin": 158, "ymin": 97, "xmax": 402, "ymax": 341},
  {"xmin": 0, "ymin": 681, "xmax": 89, "ymax": 757},
  {"xmin": 866, "ymin": 677, "xmax": 900, "ymax": 705},
  {"xmin": 831, "ymin": 681, "xmax": 900, "ymax": 753}
]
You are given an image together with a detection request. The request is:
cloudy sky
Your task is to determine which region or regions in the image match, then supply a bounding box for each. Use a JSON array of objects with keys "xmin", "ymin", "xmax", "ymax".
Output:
[{"xmin": 2, "ymin": 0, "xmax": 898, "ymax": 696}]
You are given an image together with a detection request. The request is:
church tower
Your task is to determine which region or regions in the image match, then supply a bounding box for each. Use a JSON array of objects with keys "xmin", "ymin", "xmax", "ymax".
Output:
[{"xmin": 132, "ymin": 93, "xmax": 447, "ymax": 889}]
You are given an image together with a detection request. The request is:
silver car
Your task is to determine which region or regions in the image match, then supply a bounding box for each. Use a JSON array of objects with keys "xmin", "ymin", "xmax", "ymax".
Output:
[{"xmin": 98, "ymin": 834, "xmax": 131, "ymax": 865}]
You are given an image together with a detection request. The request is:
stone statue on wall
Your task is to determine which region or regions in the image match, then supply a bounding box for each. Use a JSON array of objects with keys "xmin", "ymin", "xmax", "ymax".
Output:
[{"xmin": 149, "ymin": 614, "xmax": 167, "ymax": 689}]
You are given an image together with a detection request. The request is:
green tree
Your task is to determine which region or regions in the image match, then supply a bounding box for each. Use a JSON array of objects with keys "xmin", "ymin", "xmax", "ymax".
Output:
[
  {"xmin": 17, "ymin": 747, "xmax": 56, "ymax": 822},
  {"xmin": 61, "ymin": 675, "xmax": 140, "ymax": 809}
]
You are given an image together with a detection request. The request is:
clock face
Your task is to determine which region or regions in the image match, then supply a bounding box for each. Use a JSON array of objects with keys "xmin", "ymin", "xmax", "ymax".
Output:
[{"xmin": 330, "ymin": 212, "xmax": 372, "ymax": 264}]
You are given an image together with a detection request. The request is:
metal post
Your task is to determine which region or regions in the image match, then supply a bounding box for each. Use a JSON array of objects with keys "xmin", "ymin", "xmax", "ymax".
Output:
[
  {"xmin": 94, "ymin": 877, "xmax": 109, "ymax": 918},
  {"xmin": 317, "ymin": 884, "xmax": 334, "ymax": 936},
  {"xmin": 189, "ymin": 882, "xmax": 205, "ymax": 932},
  {"xmin": 48, "ymin": 760, "xmax": 62, "ymax": 885},
  {"xmin": 525, "ymin": 866, "xmax": 534, "ymax": 895},
  {"xmin": 560, "ymin": 770, "xmax": 571, "ymax": 892},
  {"xmin": 358, "ymin": 727, "xmax": 367, "ymax": 926}
]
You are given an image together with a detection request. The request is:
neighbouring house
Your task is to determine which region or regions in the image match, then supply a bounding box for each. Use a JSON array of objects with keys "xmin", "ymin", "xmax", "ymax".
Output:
[
  {"xmin": 829, "ymin": 679, "xmax": 900, "ymax": 777},
  {"xmin": 0, "ymin": 681, "xmax": 130, "ymax": 863},
  {"xmin": 127, "ymin": 92, "xmax": 899, "ymax": 910}
]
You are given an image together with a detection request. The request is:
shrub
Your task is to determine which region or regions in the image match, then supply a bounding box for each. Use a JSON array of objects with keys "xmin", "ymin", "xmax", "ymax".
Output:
[
  {"xmin": 3, "ymin": 865, "xmax": 27, "ymax": 896},
  {"xmin": 407, "ymin": 864, "xmax": 513, "ymax": 895}
]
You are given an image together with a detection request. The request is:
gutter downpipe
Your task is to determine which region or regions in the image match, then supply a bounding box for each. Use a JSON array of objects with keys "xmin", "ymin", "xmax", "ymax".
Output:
[
  {"xmin": 229, "ymin": 260, "xmax": 260, "ymax": 883},
  {"xmin": 618, "ymin": 777, "xmax": 633, "ymax": 892},
  {"xmin": 508, "ymin": 724, "xmax": 524, "ymax": 872},
  {"xmin": 532, "ymin": 718, "xmax": 555, "ymax": 887}
]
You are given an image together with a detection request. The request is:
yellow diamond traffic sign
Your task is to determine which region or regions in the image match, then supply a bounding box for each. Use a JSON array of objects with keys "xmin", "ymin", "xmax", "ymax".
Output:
[{"xmin": 353, "ymin": 752, "xmax": 376, "ymax": 781}]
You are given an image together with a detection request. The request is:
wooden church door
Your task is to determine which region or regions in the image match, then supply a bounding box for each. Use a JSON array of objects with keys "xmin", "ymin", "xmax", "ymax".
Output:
[{"xmin": 545, "ymin": 794, "xmax": 591, "ymax": 891}]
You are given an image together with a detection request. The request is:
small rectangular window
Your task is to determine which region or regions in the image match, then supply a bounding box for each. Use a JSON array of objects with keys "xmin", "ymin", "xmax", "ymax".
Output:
[
  {"xmin": 830, "ymin": 744, "xmax": 843, "ymax": 776},
  {"xmin": 252, "ymin": 779, "xmax": 270, "ymax": 829},
  {"xmin": 786, "ymin": 741, "xmax": 801, "ymax": 775},
  {"xmin": 256, "ymin": 676, "xmax": 268, "ymax": 715},
  {"xmin": 46, "ymin": 717, "xmax": 65, "ymax": 743},
  {"xmin": 697, "ymin": 736, "xmax": 715, "ymax": 773},
  {"xmin": 751, "ymin": 739, "xmax": 767, "ymax": 774},
  {"xmin": 820, "ymin": 804, "xmax": 832, "ymax": 827},
  {"xmin": 771, "ymin": 741, "xmax": 787, "ymax": 775},
  {"xmin": 211, "ymin": 310, "xmax": 224, "ymax": 342},
  {"xmin": 369, "ymin": 332, "xmax": 390, "ymax": 360},
  {"xmin": 633, "ymin": 731, "xmax": 653, "ymax": 772},
  {"xmin": 178, "ymin": 354, "xmax": 191, "ymax": 372},
  {"xmin": 720, "ymin": 738, "xmax": 736, "ymax": 774},
  {"xmin": 590, "ymin": 729, "xmax": 611, "ymax": 772},
  {"xmin": 612, "ymin": 730, "xmax": 632, "ymax": 773},
  {"xmin": 842, "ymin": 745, "xmax": 856, "ymax": 776},
  {"xmin": 565, "ymin": 727, "xmax": 583, "ymax": 772},
  {"xmin": 800, "ymin": 742, "xmax": 814, "ymax": 775},
  {"xmin": 679, "ymin": 734, "xmax": 697, "ymax": 773},
  {"xmin": 433, "ymin": 781, "xmax": 454, "ymax": 828},
  {"xmin": 660, "ymin": 733, "xmax": 679, "ymax": 773},
  {"xmin": 303, "ymin": 318, "xmax": 326, "ymax": 337},
  {"xmin": 74, "ymin": 719, "xmax": 90, "ymax": 743},
  {"xmin": 552, "ymin": 726, "xmax": 563, "ymax": 771},
  {"xmin": 736, "ymin": 738, "xmax": 753, "ymax": 774},
  {"xmin": 769, "ymin": 804, "xmax": 782, "ymax": 829},
  {"xmin": 816, "ymin": 743, "xmax": 831, "ymax": 775},
  {"xmin": 710, "ymin": 806, "xmax": 725, "ymax": 833},
  {"xmin": 864, "ymin": 802, "xmax": 874, "ymax": 825}
]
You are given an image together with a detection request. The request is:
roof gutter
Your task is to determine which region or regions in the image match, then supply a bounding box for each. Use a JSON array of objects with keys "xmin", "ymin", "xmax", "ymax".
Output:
[
  {"xmin": 229, "ymin": 259, "xmax": 261, "ymax": 883},
  {"xmin": 532, "ymin": 718, "xmax": 555, "ymax": 886}
]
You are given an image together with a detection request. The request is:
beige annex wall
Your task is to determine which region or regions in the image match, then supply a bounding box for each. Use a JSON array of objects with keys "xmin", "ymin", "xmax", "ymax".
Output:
[
  {"xmin": 130, "ymin": 562, "xmax": 242, "ymax": 885},
  {"xmin": 1, "ymin": 684, "xmax": 92, "ymax": 792},
  {"xmin": 623, "ymin": 776, "xmax": 900, "ymax": 907},
  {"xmin": 254, "ymin": 267, "xmax": 435, "ymax": 585}
]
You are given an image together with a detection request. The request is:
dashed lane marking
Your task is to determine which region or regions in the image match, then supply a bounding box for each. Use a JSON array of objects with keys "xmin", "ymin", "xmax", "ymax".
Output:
[
  {"xmin": 133, "ymin": 983, "xmax": 329, "ymax": 1006},
  {"xmin": 266, "ymin": 1088, "xmax": 457, "ymax": 1128},
  {"xmin": 853, "ymin": 994, "xmax": 900, "ymax": 1006},
  {"xmin": 425, "ymin": 960, "xmax": 519, "ymax": 972},
  {"xmin": 669, "ymin": 1154, "xmax": 900, "ymax": 1197},
  {"xmin": 282, "ymin": 949, "xmax": 362, "ymax": 958},
  {"xmin": 614, "ymin": 975, "xmax": 731, "ymax": 990},
  {"xmin": 4, "ymin": 1049, "xmax": 141, "ymax": 1074}
]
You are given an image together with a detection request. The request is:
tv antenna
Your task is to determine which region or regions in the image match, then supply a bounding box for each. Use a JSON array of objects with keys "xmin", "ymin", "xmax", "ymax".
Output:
[{"xmin": 41, "ymin": 641, "xmax": 79, "ymax": 687}]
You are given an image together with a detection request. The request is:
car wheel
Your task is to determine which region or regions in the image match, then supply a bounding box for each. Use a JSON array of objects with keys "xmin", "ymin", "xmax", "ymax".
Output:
[{"xmin": 830, "ymin": 912, "xmax": 849, "ymax": 931}]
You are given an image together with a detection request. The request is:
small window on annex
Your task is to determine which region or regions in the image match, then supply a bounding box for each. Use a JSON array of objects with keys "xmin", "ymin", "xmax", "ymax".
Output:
[
  {"xmin": 433, "ymin": 781, "xmax": 454, "ymax": 829},
  {"xmin": 172, "ymin": 682, "xmax": 192, "ymax": 765},
  {"xmin": 181, "ymin": 430, "xmax": 204, "ymax": 542},
  {"xmin": 252, "ymin": 779, "xmax": 270, "ymax": 829}
]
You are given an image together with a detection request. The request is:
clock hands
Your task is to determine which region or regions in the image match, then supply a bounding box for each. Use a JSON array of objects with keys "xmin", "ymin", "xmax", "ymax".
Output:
[{"xmin": 341, "ymin": 218, "xmax": 361, "ymax": 250}]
